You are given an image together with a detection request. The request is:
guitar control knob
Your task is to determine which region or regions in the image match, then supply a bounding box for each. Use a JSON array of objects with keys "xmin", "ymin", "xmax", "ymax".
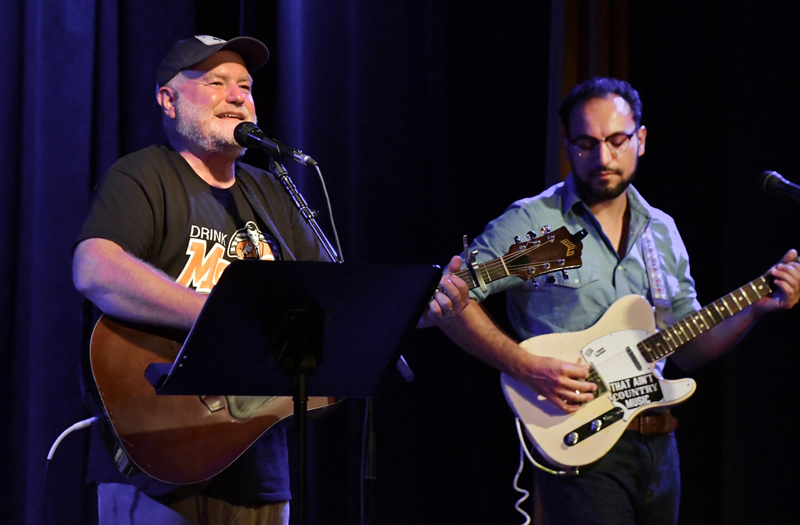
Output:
[
  {"xmin": 590, "ymin": 419, "xmax": 603, "ymax": 432},
  {"xmin": 565, "ymin": 432, "xmax": 579, "ymax": 446}
]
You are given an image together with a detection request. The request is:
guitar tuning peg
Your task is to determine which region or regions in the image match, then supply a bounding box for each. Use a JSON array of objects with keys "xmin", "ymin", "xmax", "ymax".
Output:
[
  {"xmin": 546, "ymin": 274, "xmax": 556, "ymax": 284},
  {"xmin": 514, "ymin": 235, "xmax": 521, "ymax": 243},
  {"xmin": 540, "ymin": 225, "xmax": 551, "ymax": 235},
  {"xmin": 562, "ymin": 269, "xmax": 569, "ymax": 280},
  {"xmin": 526, "ymin": 230, "xmax": 537, "ymax": 240},
  {"xmin": 531, "ymin": 279, "xmax": 540, "ymax": 288}
]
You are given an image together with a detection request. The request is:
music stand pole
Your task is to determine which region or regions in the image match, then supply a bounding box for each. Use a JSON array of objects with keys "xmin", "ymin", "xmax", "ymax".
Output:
[{"xmin": 268, "ymin": 159, "xmax": 340, "ymax": 525}]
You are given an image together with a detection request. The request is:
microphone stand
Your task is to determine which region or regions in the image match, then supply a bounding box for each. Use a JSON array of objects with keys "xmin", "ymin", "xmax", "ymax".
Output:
[
  {"xmin": 268, "ymin": 160, "xmax": 385, "ymax": 525},
  {"xmin": 268, "ymin": 159, "xmax": 342, "ymax": 525}
]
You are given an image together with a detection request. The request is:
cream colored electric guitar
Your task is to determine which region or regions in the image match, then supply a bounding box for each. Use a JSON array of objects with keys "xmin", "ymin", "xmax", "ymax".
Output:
[{"xmin": 502, "ymin": 259, "xmax": 795, "ymax": 469}]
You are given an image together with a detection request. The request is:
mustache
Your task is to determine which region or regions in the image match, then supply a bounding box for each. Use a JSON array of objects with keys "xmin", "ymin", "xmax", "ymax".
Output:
[{"xmin": 592, "ymin": 166, "xmax": 623, "ymax": 176}]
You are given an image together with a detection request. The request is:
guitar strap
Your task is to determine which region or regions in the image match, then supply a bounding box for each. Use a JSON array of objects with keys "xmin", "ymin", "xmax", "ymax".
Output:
[
  {"xmin": 640, "ymin": 224, "xmax": 675, "ymax": 330},
  {"xmin": 236, "ymin": 169, "xmax": 296, "ymax": 262},
  {"xmin": 232, "ymin": 170, "xmax": 290, "ymax": 416}
]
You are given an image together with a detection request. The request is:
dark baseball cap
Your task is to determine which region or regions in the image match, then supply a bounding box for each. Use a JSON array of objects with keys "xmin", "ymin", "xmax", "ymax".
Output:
[{"xmin": 156, "ymin": 35, "xmax": 270, "ymax": 88}]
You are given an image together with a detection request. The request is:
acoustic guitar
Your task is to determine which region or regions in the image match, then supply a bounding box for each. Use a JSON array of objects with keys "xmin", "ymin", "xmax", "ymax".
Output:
[{"xmin": 91, "ymin": 225, "xmax": 587, "ymax": 484}]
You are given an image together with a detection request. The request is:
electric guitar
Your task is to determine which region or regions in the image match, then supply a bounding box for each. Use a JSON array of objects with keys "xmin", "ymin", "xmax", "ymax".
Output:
[
  {"xmin": 90, "ymin": 225, "xmax": 587, "ymax": 484},
  {"xmin": 502, "ymin": 259, "xmax": 795, "ymax": 470}
]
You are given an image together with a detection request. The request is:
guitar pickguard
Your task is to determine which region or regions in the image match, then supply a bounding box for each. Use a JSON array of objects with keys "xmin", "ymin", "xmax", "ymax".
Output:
[{"xmin": 580, "ymin": 329, "xmax": 665, "ymax": 421}]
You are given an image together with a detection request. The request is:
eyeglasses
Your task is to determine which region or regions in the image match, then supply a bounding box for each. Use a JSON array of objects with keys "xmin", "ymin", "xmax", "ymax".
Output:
[{"xmin": 568, "ymin": 131, "xmax": 636, "ymax": 158}]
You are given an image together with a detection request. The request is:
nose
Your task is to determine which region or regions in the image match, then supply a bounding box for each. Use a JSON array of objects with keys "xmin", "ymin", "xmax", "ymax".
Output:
[
  {"xmin": 226, "ymin": 84, "xmax": 246, "ymax": 105},
  {"xmin": 598, "ymin": 140, "xmax": 616, "ymax": 165}
]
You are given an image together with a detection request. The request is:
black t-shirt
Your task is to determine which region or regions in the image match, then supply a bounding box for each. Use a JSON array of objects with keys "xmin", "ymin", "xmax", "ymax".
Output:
[{"xmin": 77, "ymin": 145, "xmax": 332, "ymax": 503}]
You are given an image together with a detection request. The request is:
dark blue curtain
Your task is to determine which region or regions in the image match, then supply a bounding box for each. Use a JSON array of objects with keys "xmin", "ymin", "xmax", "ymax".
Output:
[{"xmin": 4, "ymin": 1, "xmax": 800, "ymax": 524}]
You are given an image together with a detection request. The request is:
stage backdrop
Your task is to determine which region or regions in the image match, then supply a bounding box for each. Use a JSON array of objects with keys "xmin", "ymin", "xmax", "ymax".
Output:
[{"xmin": 2, "ymin": 1, "xmax": 799, "ymax": 524}]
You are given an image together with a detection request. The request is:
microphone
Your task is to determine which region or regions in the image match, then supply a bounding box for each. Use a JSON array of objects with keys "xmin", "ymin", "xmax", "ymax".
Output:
[
  {"xmin": 761, "ymin": 171, "xmax": 800, "ymax": 201},
  {"xmin": 234, "ymin": 122, "xmax": 317, "ymax": 166}
]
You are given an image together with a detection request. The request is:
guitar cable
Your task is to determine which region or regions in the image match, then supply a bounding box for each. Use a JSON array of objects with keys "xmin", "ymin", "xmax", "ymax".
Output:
[
  {"xmin": 514, "ymin": 417, "xmax": 577, "ymax": 477},
  {"xmin": 512, "ymin": 417, "xmax": 580, "ymax": 524},
  {"xmin": 512, "ymin": 430, "xmax": 532, "ymax": 525},
  {"xmin": 43, "ymin": 416, "xmax": 100, "ymax": 524},
  {"xmin": 47, "ymin": 416, "xmax": 99, "ymax": 461}
]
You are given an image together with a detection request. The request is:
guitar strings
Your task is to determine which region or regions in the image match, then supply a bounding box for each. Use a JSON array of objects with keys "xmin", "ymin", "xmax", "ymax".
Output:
[
  {"xmin": 440, "ymin": 240, "xmax": 561, "ymax": 292},
  {"xmin": 472, "ymin": 239, "xmax": 563, "ymax": 281}
]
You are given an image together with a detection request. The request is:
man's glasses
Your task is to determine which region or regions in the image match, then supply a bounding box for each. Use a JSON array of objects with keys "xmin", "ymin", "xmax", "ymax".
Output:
[{"xmin": 568, "ymin": 131, "xmax": 636, "ymax": 158}]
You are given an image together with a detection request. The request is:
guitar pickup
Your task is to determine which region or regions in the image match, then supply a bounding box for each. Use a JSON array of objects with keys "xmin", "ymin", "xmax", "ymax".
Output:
[
  {"xmin": 625, "ymin": 346, "xmax": 643, "ymax": 371},
  {"xmin": 563, "ymin": 407, "xmax": 624, "ymax": 447}
]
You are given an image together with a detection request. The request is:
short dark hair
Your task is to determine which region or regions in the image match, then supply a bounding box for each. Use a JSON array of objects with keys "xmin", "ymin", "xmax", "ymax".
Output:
[{"xmin": 558, "ymin": 77, "xmax": 643, "ymax": 136}]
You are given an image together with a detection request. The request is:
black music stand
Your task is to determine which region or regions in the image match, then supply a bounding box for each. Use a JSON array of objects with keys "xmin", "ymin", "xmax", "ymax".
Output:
[{"xmin": 145, "ymin": 259, "xmax": 441, "ymax": 524}]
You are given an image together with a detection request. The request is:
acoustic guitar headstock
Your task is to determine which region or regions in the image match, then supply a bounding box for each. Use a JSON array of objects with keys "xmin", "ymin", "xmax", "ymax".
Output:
[{"xmin": 502, "ymin": 226, "xmax": 586, "ymax": 283}]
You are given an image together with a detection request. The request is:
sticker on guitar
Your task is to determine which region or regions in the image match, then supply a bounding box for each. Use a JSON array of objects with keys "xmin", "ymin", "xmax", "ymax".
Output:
[{"xmin": 607, "ymin": 373, "xmax": 663, "ymax": 408}]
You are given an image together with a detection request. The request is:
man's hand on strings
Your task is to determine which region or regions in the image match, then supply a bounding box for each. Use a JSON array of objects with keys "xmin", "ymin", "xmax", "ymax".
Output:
[
  {"xmin": 754, "ymin": 249, "xmax": 800, "ymax": 314},
  {"xmin": 417, "ymin": 256, "xmax": 470, "ymax": 328}
]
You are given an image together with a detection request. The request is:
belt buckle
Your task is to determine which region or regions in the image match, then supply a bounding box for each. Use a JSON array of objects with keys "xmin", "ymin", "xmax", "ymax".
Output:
[
  {"xmin": 638, "ymin": 412, "xmax": 671, "ymax": 435},
  {"xmin": 638, "ymin": 414, "xmax": 654, "ymax": 435}
]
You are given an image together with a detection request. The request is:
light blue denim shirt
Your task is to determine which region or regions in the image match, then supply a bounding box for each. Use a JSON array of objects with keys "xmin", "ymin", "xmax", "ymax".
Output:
[{"xmin": 464, "ymin": 173, "xmax": 701, "ymax": 345}]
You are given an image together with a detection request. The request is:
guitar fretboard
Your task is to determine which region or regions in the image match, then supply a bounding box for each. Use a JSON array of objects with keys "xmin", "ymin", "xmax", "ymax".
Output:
[{"xmin": 638, "ymin": 274, "xmax": 775, "ymax": 363}]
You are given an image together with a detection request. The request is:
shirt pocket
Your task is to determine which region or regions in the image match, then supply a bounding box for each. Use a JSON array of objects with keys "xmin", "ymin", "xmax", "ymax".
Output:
[{"xmin": 510, "ymin": 264, "xmax": 606, "ymax": 333}]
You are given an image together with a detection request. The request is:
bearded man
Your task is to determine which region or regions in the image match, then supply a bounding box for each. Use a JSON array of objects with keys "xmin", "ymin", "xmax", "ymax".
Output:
[{"xmin": 439, "ymin": 77, "xmax": 800, "ymax": 524}]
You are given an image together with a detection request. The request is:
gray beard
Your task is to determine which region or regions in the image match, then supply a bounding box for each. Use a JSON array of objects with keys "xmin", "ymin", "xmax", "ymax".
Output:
[{"xmin": 174, "ymin": 95, "xmax": 254, "ymax": 157}]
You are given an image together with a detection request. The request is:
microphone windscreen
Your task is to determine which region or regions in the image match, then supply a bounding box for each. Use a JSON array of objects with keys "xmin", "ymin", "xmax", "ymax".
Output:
[{"xmin": 233, "ymin": 121, "xmax": 261, "ymax": 148}]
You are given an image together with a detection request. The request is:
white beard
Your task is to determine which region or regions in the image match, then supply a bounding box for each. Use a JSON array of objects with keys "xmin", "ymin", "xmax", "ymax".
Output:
[{"xmin": 174, "ymin": 95, "xmax": 257, "ymax": 157}]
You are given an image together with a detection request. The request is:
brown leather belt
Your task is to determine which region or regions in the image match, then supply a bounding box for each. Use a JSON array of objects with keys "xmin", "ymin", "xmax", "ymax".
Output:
[{"xmin": 626, "ymin": 411, "xmax": 678, "ymax": 434}]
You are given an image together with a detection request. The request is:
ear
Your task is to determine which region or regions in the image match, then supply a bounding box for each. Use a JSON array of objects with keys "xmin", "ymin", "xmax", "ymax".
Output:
[
  {"xmin": 157, "ymin": 86, "xmax": 177, "ymax": 120},
  {"xmin": 636, "ymin": 125, "xmax": 647, "ymax": 156},
  {"xmin": 562, "ymin": 134, "xmax": 574, "ymax": 164}
]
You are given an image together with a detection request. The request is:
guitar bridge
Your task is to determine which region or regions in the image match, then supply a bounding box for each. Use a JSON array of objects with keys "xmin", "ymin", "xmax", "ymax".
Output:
[{"xmin": 563, "ymin": 407, "xmax": 624, "ymax": 447}]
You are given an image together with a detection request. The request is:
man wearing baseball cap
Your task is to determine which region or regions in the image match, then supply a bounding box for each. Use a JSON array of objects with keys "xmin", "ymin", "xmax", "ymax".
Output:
[{"xmin": 73, "ymin": 35, "xmax": 467, "ymax": 524}]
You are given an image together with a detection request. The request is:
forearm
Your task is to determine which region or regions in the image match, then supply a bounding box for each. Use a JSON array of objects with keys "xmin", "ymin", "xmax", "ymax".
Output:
[
  {"xmin": 438, "ymin": 300, "xmax": 528, "ymax": 378},
  {"xmin": 439, "ymin": 300, "xmax": 597, "ymax": 411},
  {"xmin": 670, "ymin": 307, "xmax": 764, "ymax": 371},
  {"xmin": 73, "ymin": 238, "xmax": 205, "ymax": 330},
  {"xmin": 671, "ymin": 249, "xmax": 800, "ymax": 370}
]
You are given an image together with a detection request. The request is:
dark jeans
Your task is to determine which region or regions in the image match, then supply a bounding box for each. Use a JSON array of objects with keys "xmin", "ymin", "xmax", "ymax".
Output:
[
  {"xmin": 534, "ymin": 431, "xmax": 680, "ymax": 525},
  {"xmin": 97, "ymin": 483, "xmax": 289, "ymax": 525}
]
